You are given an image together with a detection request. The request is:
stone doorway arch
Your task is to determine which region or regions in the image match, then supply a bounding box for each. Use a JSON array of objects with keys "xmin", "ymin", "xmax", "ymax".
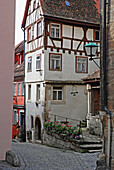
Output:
[{"xmin": 35, "ymin": 117, "xmax": 41, "ymax": 140}]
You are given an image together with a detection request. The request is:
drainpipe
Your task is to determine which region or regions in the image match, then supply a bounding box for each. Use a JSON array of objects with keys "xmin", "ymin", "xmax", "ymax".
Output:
[
  {"xmin": 102, "ymin": 0, "xmax": 112, "ymax": 168},
  {"xmin": 21, "ymin": 26, "xmax": 26, "ymax": 142}
]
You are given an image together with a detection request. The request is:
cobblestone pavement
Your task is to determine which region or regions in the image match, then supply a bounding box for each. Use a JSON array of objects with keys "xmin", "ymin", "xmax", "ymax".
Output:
[{"xmin": 0, "ymin": 142, "xmax": 99, "ymax": 170}]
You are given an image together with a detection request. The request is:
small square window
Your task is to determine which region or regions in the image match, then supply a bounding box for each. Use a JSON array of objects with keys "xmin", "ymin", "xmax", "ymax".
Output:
[
  {"xmin": 53, "ymin": 87, "xmax": 63, "ymax": 101},
  {"xmin": 36, "ymin": 55, "xmax": 40, "ymax": 71},
  {"xmin": 49, "ymin": 54, "xmax": 62, "ymax": 71},
  {"xmin": 95, "ymin": 30, "xmax": 100, "ymax": 41},
  {"xmin": 31, "ymin": 116, "xmax": 34, "ymax": 128},
  {"xmin": 37, "ymin": 22, "xmax": 41, "ymax": 37},
  {"xmin": 28, "ymin": 85, "xmax": 31, "ymax": 100},
  {"xmin": 76, "ymin": 57, "xmax": 88, "ymax": 73},
  {"xmin": 50, "ymin": 23, "xmax": 61, "ymax": 38},
  {"xmin": 36, "ymin": 85, "xmax": 40, "ymax": 101},
  {"xmin": 28, "ymin": 27, "xmax": 31, "ymax": 42},
  {"xmin": 28, "ymin": 57, "xmax": 32, "ymax": 71}
]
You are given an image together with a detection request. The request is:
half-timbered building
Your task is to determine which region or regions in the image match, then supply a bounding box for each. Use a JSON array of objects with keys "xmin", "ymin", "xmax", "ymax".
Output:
[{"xmin": 22, "ymin": 0, "xmax": 100, "ymax": 142}]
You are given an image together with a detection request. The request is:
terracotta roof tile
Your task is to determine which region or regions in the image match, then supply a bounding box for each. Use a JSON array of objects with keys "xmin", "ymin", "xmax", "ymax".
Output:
[
  {"xmin": 22, "ymin": 0, "xmax": 100, "ymax": 27},
  {"xmin": 40, "ymin": 0, "xmax": 100, "ymax": 24},
  {"xmin": 82, "ymin": 69, "xmax": 100, "ymax": 81}
]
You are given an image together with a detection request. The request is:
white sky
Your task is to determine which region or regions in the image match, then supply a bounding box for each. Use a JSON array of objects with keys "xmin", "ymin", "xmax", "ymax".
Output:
[{"xmin": 15, "ymin": 0, "xmax": 26, "ymax": 46}]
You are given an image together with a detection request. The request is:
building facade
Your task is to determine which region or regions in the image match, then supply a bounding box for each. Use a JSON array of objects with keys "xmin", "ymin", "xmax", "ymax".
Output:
[
  {"xmin": 0, "ymin": 0, "xmax": 15, "ymax": 160},
  {"xmin": 13, "ymin": 41, "xmax": 25, "ymax": 139},
  {"xmin": 22, "ymin": 0, "xmax": 100, "ymax": 142}
]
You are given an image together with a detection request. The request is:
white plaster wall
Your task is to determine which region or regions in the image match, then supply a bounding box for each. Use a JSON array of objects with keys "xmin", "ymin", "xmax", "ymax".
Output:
[
  {"xmin": 62, "ymin": 25, "xmax": 72, "ymax": 38},
  {"xmin": 25, "ymin": 49, "xmax": 44, "ymax": 82},
  {"xmin": 49, "ymin": 85, "xmax": 87, "ymax": 121},
  {"xmin": 26, "ymin": 82, "xmax": 45, "ymax": 135},
  {"xmin": 86, "ymin": 29, "xmax": 93, "ymax": 41},
  {"xmin": 0, "ymin": 0, "xmax": 15, "ymax": 160},
  {"xmin": 74, "ymin": 27, "xmax": 83, "ymax": 39},
  {"xmin": 44, "ymin": 50, "xmax": 98, "ymax": 81}
]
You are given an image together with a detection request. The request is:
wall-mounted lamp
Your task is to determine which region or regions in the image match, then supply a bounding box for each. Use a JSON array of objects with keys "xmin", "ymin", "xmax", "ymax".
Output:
[
  {"xmin": 84, "ymin": 42, "xmax": 100, "ymax": 68},
  {"xmin": 71, "ymin": 85, "xmax": 78, "ymax": 96}
]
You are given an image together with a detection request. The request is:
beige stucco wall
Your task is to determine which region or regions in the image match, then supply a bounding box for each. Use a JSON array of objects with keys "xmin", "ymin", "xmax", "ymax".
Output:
[{"xmin": 0, "ymin": 0, "xmax": 15, "ymax": 160}]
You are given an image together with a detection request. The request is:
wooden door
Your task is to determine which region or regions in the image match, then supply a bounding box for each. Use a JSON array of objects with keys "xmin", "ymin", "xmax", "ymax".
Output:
[{"xmin": 94, "ymin": 89, "xmax": 100, "ymax": 113}]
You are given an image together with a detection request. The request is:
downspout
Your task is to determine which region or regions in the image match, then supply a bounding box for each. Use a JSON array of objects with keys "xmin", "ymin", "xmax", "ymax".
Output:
[
  {"xmin": 103, "ymin": 0, "xmax": 112, "ymax": 168},
  {"xmin": 21, "ymin": 26, "xmax": 26, "ymax": 142}
]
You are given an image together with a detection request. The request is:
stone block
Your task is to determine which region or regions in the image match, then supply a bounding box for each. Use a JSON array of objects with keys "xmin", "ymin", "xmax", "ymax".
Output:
[{"xmin": 6, "ymin": 151, "xmax": 20, "ymax": 167}]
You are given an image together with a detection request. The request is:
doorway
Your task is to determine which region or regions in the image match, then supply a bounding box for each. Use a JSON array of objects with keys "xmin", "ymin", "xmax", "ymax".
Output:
[{"xmin": 35, "ymin": 117, "xmax": 41, "ymax": 140}]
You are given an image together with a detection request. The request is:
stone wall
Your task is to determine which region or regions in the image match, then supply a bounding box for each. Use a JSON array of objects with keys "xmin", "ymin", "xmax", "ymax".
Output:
[{"xmin": 43, "ymin": 130, "xmax": 81, "ymax": 152}]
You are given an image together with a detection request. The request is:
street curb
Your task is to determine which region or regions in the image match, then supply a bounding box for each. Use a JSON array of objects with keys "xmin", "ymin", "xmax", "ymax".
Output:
[{"xmin": 6, "ymin": 150, "xmax": 20, "ymax": 167}]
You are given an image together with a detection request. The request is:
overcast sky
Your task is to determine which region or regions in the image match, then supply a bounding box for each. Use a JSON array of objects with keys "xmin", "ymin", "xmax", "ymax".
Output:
[{"xmin": 15, "ymin": 0, "xmax": 26, "ymax": 46}]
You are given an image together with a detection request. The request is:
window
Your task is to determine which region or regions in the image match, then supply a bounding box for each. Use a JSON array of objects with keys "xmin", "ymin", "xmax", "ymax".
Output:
[
  {"xmin": 32, "ymin": 25, "xmax": 34, "ymax": 39},
  {"xmin": 37, "ymin": 22, "xmax": 41, "ymax": 37},
  {"xmin": 50, "ymin": 23, "xmax": 61, "ymax": 38},
  {"xmin": 95, "ymin": 30, "xmax": 100, "ymax": 41},
  {"xmin": 18, "ymin": 82, "xmax": 21, "ymax": 96},
  {"xmin": 28, "ymin": 85, "xmax": 31, "ymax": 100},
  {"xmin": 76, "ymin": 56, "xmax": 88, "ymax": 73},
  {"xmin": 49, "ymin": 54, "xmax": 62, "ymax": 71},
  {"xmin": 22, "ymin": 82, "xmax": 24, "ymax": 96},
  {"xmin": 53, "ymin": 87, "xmax": 63, "ymax": 101},
  {"xmin": 33, "ymin": 0, "xmax": 36, "ymax": 11},
  {"xmin": 31, "ymin": 116, "xmax": 34, "ymax": 128},
  {"xmin": 27, "ymin": 57, "xmax": 32, "ymax": 71},
  {"xmin": 36, "ymin": 85, "xmax": 40, "ymax": 101},
  {"xmin": 28, "ymin": 27, "xmax": 31, "ymax": 42},
  {"xmin": 36, "ymin": 55, "xmax": 40, "ymax": 71},
  {"xmin": 28, "ymin": 3, "xmax": 31, "ymax": 14},
  {"xmin": 14, "ymin": 110, "xmax": 18, "ymax": 122},
  {"xmin": 14, "ymin": 83, "xmax": 16, "ymax": 96}
]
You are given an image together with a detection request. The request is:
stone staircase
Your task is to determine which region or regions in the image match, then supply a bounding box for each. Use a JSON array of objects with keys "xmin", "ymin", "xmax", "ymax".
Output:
[{"xmin": 79, "ymin": 128, "xmax": 102, "ymax": 153}]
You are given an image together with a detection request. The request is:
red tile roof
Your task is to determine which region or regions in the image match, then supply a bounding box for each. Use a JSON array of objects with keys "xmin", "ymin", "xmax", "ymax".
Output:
[
  {"xmin": 22, "ymin": 0, "xmax": 100, "ymax": 27},
  {"xmin": 82, "ymin": 69, "xmax": 100, "ymax": 81},
  {"xmin": 14, "ymin": 61, "xmax": 24, "ymax": 77}
]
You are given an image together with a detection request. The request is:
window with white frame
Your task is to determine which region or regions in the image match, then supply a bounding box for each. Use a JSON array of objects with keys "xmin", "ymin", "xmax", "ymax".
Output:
[
  {"xmin": 28, "ymin": 27, "xmax": 31, "ymax": 42},
  {"xmin": 76, "ymin": 57, "xmax": 88, "ymax": 73},
  {"xmin": 14, "ymin": 110, "xmax": 18, "ymax": 122},
  {"xmin": 51, "ymin": 23, "xmax": 60, "ymax": 38},
  {"xmin": 53, "ymin": 87, "xmax": 63, "ymax": 101},
  {"xmin": 36, "ymin": 84, "xmax": 40, "ymax": 101},
  {"xmin": 50, "ymin": 54, "xmax": 62, "ymax": 71},
  {"xmin": 27, "ymin": 57, "xmax": 32, "ymax": 71},
  {"xmin": 14, "ymin": 83, "xmax": 16, "ymax": 96},
  {"xmin": 28, "ymin": 85, "xmax": 31, "ymax": 100},
  {"xmin": 32, "ymin": 25, "xmax": 34, "ymax": 39},
  {"xmin": 18, "ymin": 82, "xmax": 21, "ymax": 96},
  {"xmin": 37, "ymin": 22, "xmax": 41, "ymax": 37},
  {"xmin": 36, "ymin": 55, "xmax": 40, "ymax": 70}
]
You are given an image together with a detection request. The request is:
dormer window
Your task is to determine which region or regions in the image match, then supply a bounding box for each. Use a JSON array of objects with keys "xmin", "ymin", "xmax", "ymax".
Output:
[{"xmin": 50, "ymin": 23, "xmax": 61, "ymax": 38}]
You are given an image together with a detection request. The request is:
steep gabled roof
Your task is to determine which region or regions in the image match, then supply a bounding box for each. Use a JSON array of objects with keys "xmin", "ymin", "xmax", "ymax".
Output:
[
  {"xmin": 82, "ymin": 69, "xmax": 100, "ymax": 81},
  {"xmin": 15, "ymin": 41, "xmax": 24, "ymax": 54},
  {"xmin": 22, "ymin": 0, "xmax": 100, "ymax": 28}
]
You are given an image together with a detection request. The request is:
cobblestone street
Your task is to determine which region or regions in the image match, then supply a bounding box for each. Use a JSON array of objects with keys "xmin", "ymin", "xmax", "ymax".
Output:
[{"xmin": 0, "ymin": 142, "xmax": 99, "ymax": 170}]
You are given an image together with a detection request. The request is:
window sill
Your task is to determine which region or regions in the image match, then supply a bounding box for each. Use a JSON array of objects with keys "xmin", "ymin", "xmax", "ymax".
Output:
[
  {"xmin": 49, "ymin": 69, "xmax": 62, "ymax": 71},
  {"xmin": 27, "ymin": 100, "xmax": 31, "ymax": 103},
  {"xmin": 76, "ymin": 71, "xmax": 88, "ymax": 74},
  {"xmin": 51, "ymin": 100, "xmax": 66, "ymax": 105},
  {"xmin": 27, "ymin": 70, "xmax": 32, "ymax": 73}
]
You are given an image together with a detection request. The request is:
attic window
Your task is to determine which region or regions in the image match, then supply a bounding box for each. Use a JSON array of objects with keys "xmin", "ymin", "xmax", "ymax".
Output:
[{"xmin": 65, "ymin": 1, "xmax": 70, "ymax": 6}]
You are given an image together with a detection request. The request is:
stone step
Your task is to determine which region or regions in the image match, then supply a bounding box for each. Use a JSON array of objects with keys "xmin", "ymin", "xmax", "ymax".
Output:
[
  {"xmin": 80, "ymin": 144, "xmax": 102, "ymax": 150},
  {"xmin": 88, "ymin": 149, "xmax": 102, "ymax": 153}
]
